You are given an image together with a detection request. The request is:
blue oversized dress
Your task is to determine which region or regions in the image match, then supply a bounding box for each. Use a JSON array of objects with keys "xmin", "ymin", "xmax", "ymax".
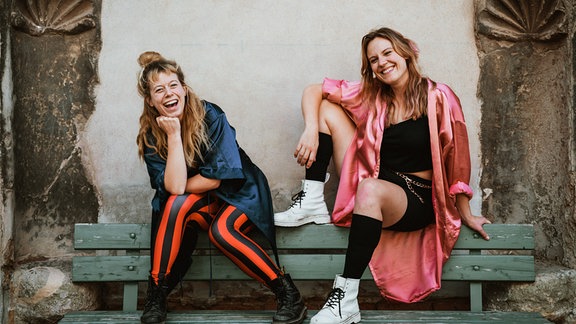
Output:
[{"xmin": 143, "ymin": 101, "xmax": 277, "ymax": 258}]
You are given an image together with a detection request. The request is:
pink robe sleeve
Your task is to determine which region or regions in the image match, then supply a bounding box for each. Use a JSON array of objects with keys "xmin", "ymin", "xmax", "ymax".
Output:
[
  {"xmin": 436, "ymin": 83, "xmax": 473, "ymax": 199},
  {"xmin": 322, "ymin": 78, "xmax": 366, "ymax": 124}
]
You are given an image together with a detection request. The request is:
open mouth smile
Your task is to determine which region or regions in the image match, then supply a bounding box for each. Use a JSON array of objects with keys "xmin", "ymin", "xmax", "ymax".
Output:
[{"xmin": 164, "ymin": 99, "xmax": 179, "ymax": 109}]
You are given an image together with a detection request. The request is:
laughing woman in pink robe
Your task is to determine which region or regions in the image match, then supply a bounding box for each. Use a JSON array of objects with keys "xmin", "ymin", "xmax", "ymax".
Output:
[{"xmin": 274, "ymin": 27, "xmax": 492, "ymax": 324}]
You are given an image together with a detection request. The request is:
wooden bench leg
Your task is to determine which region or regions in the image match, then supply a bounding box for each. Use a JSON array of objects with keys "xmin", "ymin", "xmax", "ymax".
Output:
[
  {"xmin": 470, "ymin": 282, "xmax": 482, "ymax": 312},
  {"xmin": 123, "ymin": 282, "xmax": 139, "ymax": 311}
]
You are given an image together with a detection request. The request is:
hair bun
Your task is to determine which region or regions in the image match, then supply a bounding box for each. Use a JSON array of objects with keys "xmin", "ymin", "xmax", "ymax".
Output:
[{"xmin": 138, "ymin": 51, "xmax": 164, "ymax": 68}]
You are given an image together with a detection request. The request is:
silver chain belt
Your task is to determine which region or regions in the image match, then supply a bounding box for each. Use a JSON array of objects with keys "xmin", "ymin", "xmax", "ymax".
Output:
[{"xmin": 393, "ymin": 171, "xmax": 432, "ymax": 204}]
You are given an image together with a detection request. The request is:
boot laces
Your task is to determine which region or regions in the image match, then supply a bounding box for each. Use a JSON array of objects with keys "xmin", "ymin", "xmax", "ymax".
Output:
[
  {"xmin": 324, "ymin": 287, "xmax": 345, "ymax": 318},
  {"xmin": 289, "ymin": 190, "xmax": 306, "ymax": 208}
]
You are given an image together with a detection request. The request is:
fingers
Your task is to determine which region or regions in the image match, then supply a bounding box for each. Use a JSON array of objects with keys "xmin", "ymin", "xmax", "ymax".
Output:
[
  {"xmin": 156, "ymin": 116, "xmax": 181, "ymax": 135},
  {"xmin": 295, "ymin": 148, "xmax": 315, "ymax": 167},
  {"xmin": 306, "ymin": 151, "xmax": 317, "ymax": 169},
  {"xmin": 479, "ymin": 218, "xmax": 491, "ymax": 240},
  {"xmin": 479, "ymin": 228, "xmax": 490, "ymax": 241},
  {"xmin": 294, "ymin": 142, "xmax": 317, "ymax": 167}
]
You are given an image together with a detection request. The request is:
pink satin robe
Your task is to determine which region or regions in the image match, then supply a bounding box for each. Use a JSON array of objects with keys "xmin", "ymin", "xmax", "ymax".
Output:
[{"xmin": 323, "ymin": 78, "xmax": 473, "ymax": 303}]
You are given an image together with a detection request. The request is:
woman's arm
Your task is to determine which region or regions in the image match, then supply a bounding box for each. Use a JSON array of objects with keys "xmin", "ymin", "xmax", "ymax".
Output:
[
  {"xmin": 158, "ymin": 116, "xmax": 222, "ymax": 195},
  {"xmin": 185, "ymin": 174, "xmax": 221, "ymax": 194},
  {"xmin": 456, "ymin": 194, "xmax": 491, "ymax": 240},
  {"xmin": 295, "ymin": 83, "xmax": 323, "ymax": 168},
  {"xmin": 159, "ymin": 116, "xmax": 188, "ymax": 195}
]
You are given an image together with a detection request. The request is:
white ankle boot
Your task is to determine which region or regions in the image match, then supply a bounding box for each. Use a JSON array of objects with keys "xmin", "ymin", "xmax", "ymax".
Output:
[
  {"xmin": 311, "ymin": 275, "xmax": 361, "ymax": 324},
  {"xmin": 274, "ymin": 175, "xmax": 330, "ymax": 227}
]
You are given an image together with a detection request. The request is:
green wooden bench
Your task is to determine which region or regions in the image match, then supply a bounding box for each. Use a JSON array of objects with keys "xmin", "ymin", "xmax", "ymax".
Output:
[{"xmin": 61, "ymin": 223, "xmax": 550, "ymax": 323}]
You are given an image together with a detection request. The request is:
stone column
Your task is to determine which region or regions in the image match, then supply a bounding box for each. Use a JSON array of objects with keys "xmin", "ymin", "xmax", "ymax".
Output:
[
  {"xmin": 9, "ymin": 0, "xmax": 102, "ymax": 322},
  {"xmin": 476, "ymin": 1, "xmax": 576, "ymax": 321},
  {"xmin": 476, "ymin": 0, "xmax": 575, "ymax": 266},
  {"xmin": 0, "ymin": 0, "xmax": 14, "ymax": 322}
]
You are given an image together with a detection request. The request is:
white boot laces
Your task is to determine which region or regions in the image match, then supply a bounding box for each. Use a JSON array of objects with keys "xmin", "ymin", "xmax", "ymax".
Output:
[
  {"xmin": 288, "ymin": 190, "xmax": 306, "ymax": 208},
  {"xmin": 324, "ymin": 287, "xmax": 345, "ymax": 318}
]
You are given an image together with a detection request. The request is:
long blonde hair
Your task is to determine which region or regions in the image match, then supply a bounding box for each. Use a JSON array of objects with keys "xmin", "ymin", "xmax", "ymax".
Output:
[
  {"xmin": 136, "ymin": 51, "xmax": 210, "ymax": 167},
  {"xmin": 359, "ymin": 27, "xmax": 433, "ymax": 127}
]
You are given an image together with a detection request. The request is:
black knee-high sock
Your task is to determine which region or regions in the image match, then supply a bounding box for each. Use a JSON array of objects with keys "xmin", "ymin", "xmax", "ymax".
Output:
[
  {"xmin": 305, "ymin": 133, "xmax": 333, "ymax": 182},
  {"xmin": 342, "ymin": 214, "xmax": 382, "ymax": 279}
]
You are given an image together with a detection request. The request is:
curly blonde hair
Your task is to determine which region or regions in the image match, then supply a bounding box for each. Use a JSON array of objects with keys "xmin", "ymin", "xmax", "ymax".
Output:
[
  {"xmin": 359, "ymin": 27, "xmax": 434, "ymax": 127},
  {"xmin": 136, "ymin": 51, "xmax": 210, "ymax": 167}
]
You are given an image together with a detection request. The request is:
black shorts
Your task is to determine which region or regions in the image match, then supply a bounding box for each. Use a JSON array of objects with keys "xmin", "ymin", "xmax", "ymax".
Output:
[{"xmin": 378, "ymin": 168, "xmax": 435, "ymax": 232}]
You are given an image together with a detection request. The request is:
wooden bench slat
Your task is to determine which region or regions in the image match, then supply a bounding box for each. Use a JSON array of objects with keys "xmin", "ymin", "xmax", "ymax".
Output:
[
  {"xmin": 72, "ymin": 254, "xmax": 534, "ymax": 282},
  {"xmin": 74, "ymin": 223, "xmax": 150, "ymax": 250},
  {"xmin": 443, "ymin": 255, "xmax": 535, "ymax": 281},
  {"xmin": 74, "ymin": 223, "xmax": 534, "ymax": 250},
  {"xmin": 60, "ymin": 310, "xmax": 551, "ymax": 323},
  {"xmin": 455, "ymin": 225, "xmax": 534, "ymax": 250}
]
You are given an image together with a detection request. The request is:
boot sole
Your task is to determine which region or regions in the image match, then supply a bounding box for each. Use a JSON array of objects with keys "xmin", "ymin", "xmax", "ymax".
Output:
[
  {"xmin": 341, "ymin": 312, "xmax": 361, "ymax": 324},
  {"xmin": 274, "ymin": 215, "xmax": 331, "ymax": 227},
  {"xmin": 310, "ymin": 311, "xmax": 360, "ymax": 324},
  {"xmin": 272, "ymin": 306, "xmax": 308, "ymax": 324}
]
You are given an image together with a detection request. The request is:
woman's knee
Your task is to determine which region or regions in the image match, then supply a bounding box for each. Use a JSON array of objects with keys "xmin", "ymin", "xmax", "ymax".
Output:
[
  {"xmin": 208, "ymin": 212, "xmax": 241, "ymax": 246},
  {"xmin": 355, "ymin": 178, "xmax": 400, "ymax": 208},
  {"xmin": 355, "ymin": 178, "xmax": 382, "ymax": 206},
  {"xmin": 319, "ymin": 100, "xmax": 349, "ymax": 124},
  {"xmin": 208, "ymin": 218, "xmax": 225, "ymax": 244},
  {"xmin": 320, "ymin": 100, "xmax": 354, "ymax": 133}
]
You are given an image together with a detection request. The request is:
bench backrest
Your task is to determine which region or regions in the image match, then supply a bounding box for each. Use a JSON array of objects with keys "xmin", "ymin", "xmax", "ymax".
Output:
[{"xmin": 72, "ymin": 223, "xmax": 535, "ymax": 312}]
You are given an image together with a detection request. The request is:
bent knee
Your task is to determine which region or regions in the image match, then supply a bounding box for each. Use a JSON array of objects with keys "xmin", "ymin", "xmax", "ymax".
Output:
[
  {"xmin": 319, "ymin": 100, "xmax": 349, "ymax": 121},
  {"xmin": 355, "ymin": 178, "xmax": 400, "ymax": 206},
  {"xmin": 356, "ymin": 178, "xmax": 382, "ymax": 199},
  {"xmin": 208, "ymin": 219, "xmax": 225, "ymax": 244}
]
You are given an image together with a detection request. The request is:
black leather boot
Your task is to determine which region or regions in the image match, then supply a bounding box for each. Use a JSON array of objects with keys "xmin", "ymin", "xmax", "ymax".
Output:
[
  {"xmin": 269, "ymin": 273, "xmax": 307, "ymax": 324},
  {"xmin": 141, "ymin": 277, "xmax": 169, "ymax": 324}
]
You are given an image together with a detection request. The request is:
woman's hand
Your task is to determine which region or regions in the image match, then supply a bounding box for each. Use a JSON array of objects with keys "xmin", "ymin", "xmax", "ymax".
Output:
[
  {"xmin": 456, "ymin": 194, "xmax": 491, "ymax": 240},
  {"xmin": 156, "ymin": 116, "xmax": 181, "ymax": 136},
  {"xmin": 294, "ymin": 128, "xmax": 319, "ymax": 168},
  {"xmin": 461, "ymin": 214, "xmax": 491, "ymax": 241}
]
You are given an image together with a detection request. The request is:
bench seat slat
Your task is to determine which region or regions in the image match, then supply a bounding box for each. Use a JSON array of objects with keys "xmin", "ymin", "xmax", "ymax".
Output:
[
  {"xmin": 60, "ymin": 310, "xmax": 551, "ymax": 323},
  {"xmin": 72, "ymin": 254, "xmax": 535, "ymax": 282},
  {"xmin": 74, "ymin": 223, "xmax": 534, "ymax": 250}
]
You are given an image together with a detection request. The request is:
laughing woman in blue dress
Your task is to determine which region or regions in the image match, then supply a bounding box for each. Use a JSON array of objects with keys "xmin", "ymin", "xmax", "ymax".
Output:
[{"xmin": 136, "ymin": 51, "xmax": 306, "ymax": 324}]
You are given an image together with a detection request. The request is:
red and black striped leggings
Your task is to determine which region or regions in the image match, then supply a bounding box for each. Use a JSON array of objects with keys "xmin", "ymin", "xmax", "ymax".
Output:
[{"xmin": 151, "ymin": 193, "xmax": 281, "ymax": 285}]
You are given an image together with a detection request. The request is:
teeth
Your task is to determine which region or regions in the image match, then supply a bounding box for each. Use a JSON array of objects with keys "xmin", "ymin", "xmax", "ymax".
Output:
[{"xmin": 164, "ymin": 100, "xmax": 178, "ymax": 107}]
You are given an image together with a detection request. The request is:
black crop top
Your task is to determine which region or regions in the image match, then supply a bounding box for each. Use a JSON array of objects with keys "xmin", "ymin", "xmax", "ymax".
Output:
[{"xmin": 379, "ymin": 116, "xmax": 433, "ymax": 172}]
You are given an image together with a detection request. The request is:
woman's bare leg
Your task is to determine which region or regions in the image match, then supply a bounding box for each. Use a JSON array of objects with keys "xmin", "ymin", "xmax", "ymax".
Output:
[
  {"xmin": 317, "ymin": 99, "xmax": 355, "ymax": 176},
  {"xmin": 354, "ymin": 177, "xmax": 407, "ymax": 227},
  {"xmin": 341, "ymin": 178, "xmax": 408, "ymax": 280},
  {"xmin": 274, "ymin": 99, "xmax": 355, "ymax": 227}
]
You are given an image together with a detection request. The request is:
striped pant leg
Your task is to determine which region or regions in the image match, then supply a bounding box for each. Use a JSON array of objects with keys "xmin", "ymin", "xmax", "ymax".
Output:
[
  {"xmin": 150, "ymin": 193, "xmax": 220, "ymax": 283},
  {"xmin": 209, "ymin": 204, "xmax": 282, "ymax": 285}
]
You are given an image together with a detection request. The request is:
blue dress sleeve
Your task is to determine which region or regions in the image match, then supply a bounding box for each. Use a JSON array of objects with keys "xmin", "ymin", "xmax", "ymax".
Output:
[{"xmin": 199, "ymin": 102, "xmax": 246, "ymax": 183}]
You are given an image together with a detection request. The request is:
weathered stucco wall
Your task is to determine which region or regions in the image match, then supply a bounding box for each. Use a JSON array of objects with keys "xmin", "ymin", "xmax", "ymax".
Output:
[{"xmin": 86, "ymin": 0, "xmax": 483, "ymax": 223}]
